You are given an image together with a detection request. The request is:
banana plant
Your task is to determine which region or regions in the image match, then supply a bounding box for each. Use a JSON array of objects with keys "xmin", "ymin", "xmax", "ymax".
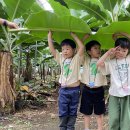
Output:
[
  {"xmin": 0, "ymin": 0, "xmax": 37, "ymax": 52},
  {"xmin": 54, "ymin": 0, "xmax": 130, "ymax": 48},
  {"xmin": 6, "ymin": 0, "xmax": 91, "ymax": 43},
  {"xmin": 59, "ymin": 0, "xmax": 129, "ymax": 25},
  {"xmin": 54, "ymin": 0, "xmax": 109, "ymax": 30},
  {"xmin": 89, "ymin": 21, "xmax": 130, "ymax": 48},
  {"xmin": 0, "ymin": 0, "xmax": 41, "ymax": 113},
  {"xmin": 2, "ymin": 0, "xmax": 130, "ymax": 48},
  {"xmin": 25, "ymin": 10, "xmax": 91, "ymax": 43}
]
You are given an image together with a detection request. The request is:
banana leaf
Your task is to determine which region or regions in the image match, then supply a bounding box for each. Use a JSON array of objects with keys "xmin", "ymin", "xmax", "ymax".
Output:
[
  {"xmin": 16, "ymin": 33, "xmax": 44, "ymax": 44},
  {"xmin": 24, "ymin": 10, "xmax": 91, "ymax": 43},
  {"xmin": 48, "ymin": 0, "xmax": 70, "ymax": 16},
  {"xmin": 4, "ymin": 0, "xmax": 35, "ymax": 20},
  {"xmin": 64, "ymin": 0, "xmax": 108, "ymax": 22},
  {"xmin": 85, "ymin": 21, "xmax": 130, "ymax": 49},
  {"xmin": 100, "ymin": 0, "xmax": 122, "ymax": 12}
]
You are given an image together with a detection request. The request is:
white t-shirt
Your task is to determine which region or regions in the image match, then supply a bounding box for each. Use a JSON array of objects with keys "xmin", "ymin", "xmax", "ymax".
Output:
[
  {"xmin": 81, "ymin": 55, "xmax": 107, "ymax": 87},
  {"xmin": 55, "ymin": 50, "xmax": 82, "ymax": 86},
  {"xmin": 100, "ymin": 55, "xmax": 130, "ymax": 97}
]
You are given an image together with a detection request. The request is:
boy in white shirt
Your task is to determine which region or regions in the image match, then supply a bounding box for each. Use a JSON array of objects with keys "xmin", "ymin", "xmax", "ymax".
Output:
[{"xmin": 97, "ymin": 33, "xmax": 130, "ymax": 130}]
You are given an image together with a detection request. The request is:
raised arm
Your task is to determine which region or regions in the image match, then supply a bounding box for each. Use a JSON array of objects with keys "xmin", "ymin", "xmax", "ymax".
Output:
[
  {"xmin": 97, "ymin": 47, "xmax": 117, "ymax": 68},
  {"xmin": 82, "ymin": 33, "xmax": 90, "ymax": 43},
  {"xmin": 0, "ymin": 18, "xmax": 18, "ymax": 29},
  {"xmin": 70, "ymin": 32, "xmax": 85, "ymax": 56},
  {"xmin": 48, "ymin": 30, "xmax": 56, "ymax": 58}
]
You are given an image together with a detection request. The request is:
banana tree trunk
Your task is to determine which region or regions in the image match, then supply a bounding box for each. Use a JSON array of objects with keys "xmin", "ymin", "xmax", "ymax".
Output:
[{"xmin": 0, "ymin": 51, "xmax": 16, "ymax": 114}]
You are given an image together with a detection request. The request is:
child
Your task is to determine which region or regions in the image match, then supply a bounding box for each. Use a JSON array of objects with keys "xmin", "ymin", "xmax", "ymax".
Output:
[
  {"xmin": 48, "ymin": 31, "xmax": 84, "ymax": 130},
  {"xmin": 0, "ymin": 18, "xmax": 18, "ymax": 29},
  {"xmin": 80, "ymin": 40, "xmax": 107, "ymax": 130},
  {"xmin": 97, "ymin": 32, "xmax": 130, "ymax": 130}
]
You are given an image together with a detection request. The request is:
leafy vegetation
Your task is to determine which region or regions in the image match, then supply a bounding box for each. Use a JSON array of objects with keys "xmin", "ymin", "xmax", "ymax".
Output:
[{"xmin": 0, "ymin": 0, "xmax": 130, "ymax": 113}]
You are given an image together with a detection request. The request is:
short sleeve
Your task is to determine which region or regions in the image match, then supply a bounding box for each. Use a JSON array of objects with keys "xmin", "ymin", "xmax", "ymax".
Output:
[
  {"xmin": 74, "ymin": 53, "xmax": 85, "ymax": 66},
  {"xmin": 81, "ymin": 53, "xmax": 89, "ymax": 65}
]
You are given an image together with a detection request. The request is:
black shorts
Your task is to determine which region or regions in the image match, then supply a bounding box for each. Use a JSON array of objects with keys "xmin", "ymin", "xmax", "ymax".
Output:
[{"xmin": 80, "ymin": 86, "xmax": 105, "ymax": 115}]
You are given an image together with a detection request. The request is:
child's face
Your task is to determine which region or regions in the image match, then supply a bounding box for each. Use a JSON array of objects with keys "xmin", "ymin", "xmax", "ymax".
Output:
[
  {"xmin": 88, "ymin": 45, "xmax": 101, "ymax": 58},
  {"xmin": 62, "ymin": 45, "xmax": 75, "ymax": 59},
  {"xmin": 115, "ymin": 46, "xmax": 128, "ymax": 59}
]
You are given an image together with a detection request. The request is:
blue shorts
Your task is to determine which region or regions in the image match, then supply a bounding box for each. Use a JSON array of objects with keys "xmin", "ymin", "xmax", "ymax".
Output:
[
  {"xmin": 80, "ymin": 86, "xmax": 105, "ymax": 115},
  {"xmin": 58, "ymin": 86, "xmax": 80, "ymax": 117}
]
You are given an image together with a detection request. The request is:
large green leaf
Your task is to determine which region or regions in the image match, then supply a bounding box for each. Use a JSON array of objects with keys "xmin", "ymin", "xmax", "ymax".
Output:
[
  {"xmin": 100, "ymin": 0, "xmax": 127, "ymax": 22},
  {"xmin": 0, "ymin": 1, "xmax": 8, "ymax": 39},
  {"xmin": 16, "ymin": 33, "xmax": 44, "ymax": 45},
  {"xmin": 3, "ymin": 0, "xmax": 35, "ymax": 20},
  {"xmin": 25, "ymin": 10, "xmax": 91, "ymax": 43},
  {"xmin": 87, "ymin": 21, "xmax": 130, "ymax": 49},
  {"xmin": 100, "ymin": 0, "xmax": 122, "ymax": 12},
  {"xmin": 64, "ymin": 0, "xmax": 108, "ymax": 22},
  {"xmin": 48, "ymin": 0, "xmax": 70, "ymax": 16},
  {"xmin": 126, "ymin": 2, "xmax": 130, "ymax": 13},
  {"xmin": 70, "ymin": 9, "xmax": 88, "ymax": 19},
  {"xmin": 0, "ymin": 1, "xmax": 7, "ymax": 18},
  {"xmin": 22, "ymin": 1, "xmax": 43, "ymax": 20}
]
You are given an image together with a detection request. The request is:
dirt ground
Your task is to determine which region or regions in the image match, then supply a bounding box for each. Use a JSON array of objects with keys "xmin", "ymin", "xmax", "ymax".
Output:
[{"xmin": 0, "ymin": 93, "xmax": 109, "ymax": 130}]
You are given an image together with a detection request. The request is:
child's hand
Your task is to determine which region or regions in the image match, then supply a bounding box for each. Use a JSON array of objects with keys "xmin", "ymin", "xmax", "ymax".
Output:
[
  {"xmin": 48, "ymin": 30, "xmax": 52, "ymax": 37},
  {"xmin": 70, "ymin": 32, "xmax": 76, "ymax": 37},
  {"xmin": 82, "ymin": 33, "xmax": 90, "ymax": 42},
  {"xmin": 107, "ymin": 48, "xmax": 115, "ymax": 55},
  {"xmin": 83, "ymin": 33, "xmax": 90, "ymax": 39},
  {"xmin": 107, "ymin": 46, "xmax": 119, "ymax": 56},
  {"xmin": 71, "ymin": 32, "xmax": 79, "ymax": 40}
]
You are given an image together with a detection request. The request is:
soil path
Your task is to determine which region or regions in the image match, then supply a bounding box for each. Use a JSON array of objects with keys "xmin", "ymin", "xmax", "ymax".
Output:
[{"xmin": 0, "ymin": 95, "xmax": 108, "ymax": 130}]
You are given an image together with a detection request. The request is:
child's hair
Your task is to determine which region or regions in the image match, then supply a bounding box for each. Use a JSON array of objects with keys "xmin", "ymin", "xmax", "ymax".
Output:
[
  {"xmin": 85, "ymin": 40, "xmax": 101, "ymax": 51},
  {"xmin": 61, "ymin": 39, "xmax": 76, "ymax": 49},
  {"xmin": 115, "ymin": 38, "xmax": 130, "ymax": 49}
]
